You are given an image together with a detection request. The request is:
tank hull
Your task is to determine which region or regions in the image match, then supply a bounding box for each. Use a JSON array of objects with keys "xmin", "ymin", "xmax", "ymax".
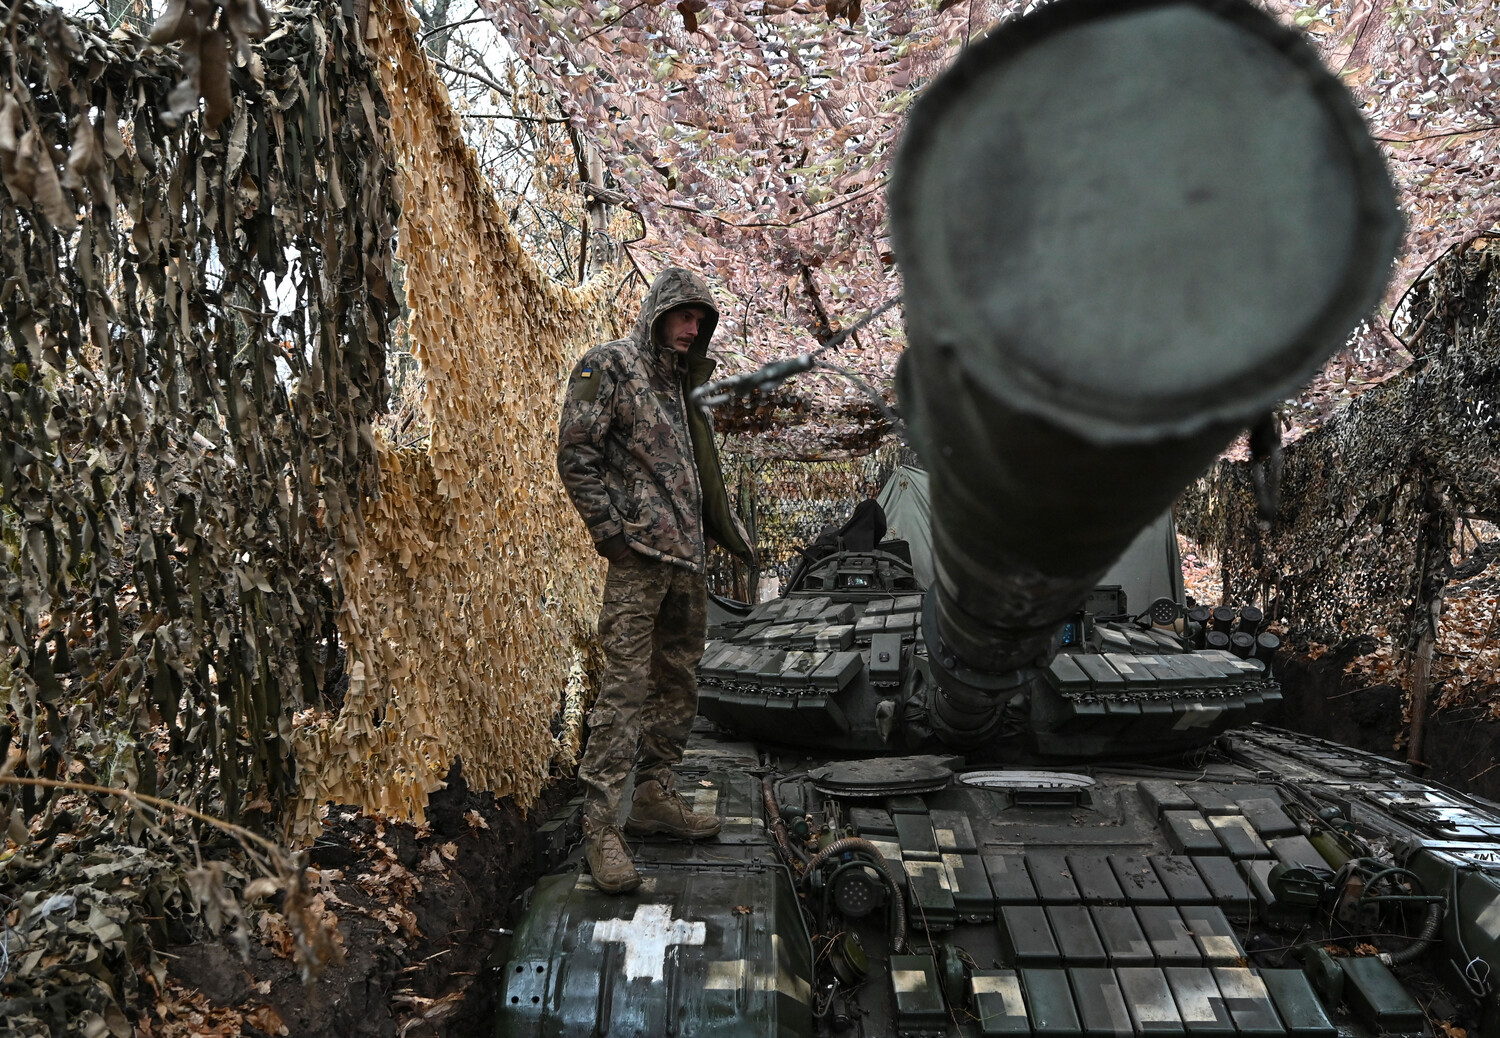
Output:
[{"xmin": 497, "ymin": 725, "xmax": 1500, "ymax": 1037}]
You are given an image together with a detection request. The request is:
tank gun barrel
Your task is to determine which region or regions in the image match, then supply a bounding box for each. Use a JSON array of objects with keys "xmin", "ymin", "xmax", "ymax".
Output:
[{"xmin": 888, "ymin": 0, "xmax": 1401, "ymax": 741}]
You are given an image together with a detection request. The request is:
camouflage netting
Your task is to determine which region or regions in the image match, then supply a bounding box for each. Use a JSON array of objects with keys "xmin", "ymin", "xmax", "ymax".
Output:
[
  {"xmin": 1177, "ymin": 238, "xmax": 1500, "ymax": 695},
  {"xmin": 0, "ymin": 0, "xmax": 392, "ymax": 1028},
  {"xmin": 0, "ymin": 0, "xmax": 392, "ymax": 830},
  {"xmin": 714, "ymin": 442, "xmax": 905, "ymax": 595},
  {"xmin": 0, "ymin": 0, "xmax": 627, "ymax": 1025},
  {"xmin": 291, "ymin": 0, "xmax": 622, "ymax": 833}
]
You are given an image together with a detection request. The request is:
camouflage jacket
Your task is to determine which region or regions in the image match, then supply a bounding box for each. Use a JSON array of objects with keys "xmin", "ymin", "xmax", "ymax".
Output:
[{"xmin": 557, "ymin": 268, "xmax": 755, "ymax": 574}]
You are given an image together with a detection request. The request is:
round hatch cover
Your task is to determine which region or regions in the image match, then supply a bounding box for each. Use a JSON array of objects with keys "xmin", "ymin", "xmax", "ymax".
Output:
[{"xmin": 808, "ymin": 755, "xmax": 956, "ymax": 797}]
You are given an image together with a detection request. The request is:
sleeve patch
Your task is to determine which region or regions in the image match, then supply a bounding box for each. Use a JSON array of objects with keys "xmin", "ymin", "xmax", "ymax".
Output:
[{"xmin": 571, "ymin": 362, "xmax": 601, "ymax": 402}]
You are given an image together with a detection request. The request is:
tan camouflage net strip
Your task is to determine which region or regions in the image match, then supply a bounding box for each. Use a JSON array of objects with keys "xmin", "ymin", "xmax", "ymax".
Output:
[
  {"xmin": 290, "ymin": 0, "xmax": 624, "ymax": 836},
  {"xmin": 1177, "ymin": 240, "xmax": 1500, "ymax": 694}
]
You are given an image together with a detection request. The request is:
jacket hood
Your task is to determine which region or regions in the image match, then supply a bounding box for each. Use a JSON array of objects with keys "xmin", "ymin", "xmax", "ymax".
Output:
[{"xmin": 633, "ymin": 267, "xmax": 720, "ymax": 360}]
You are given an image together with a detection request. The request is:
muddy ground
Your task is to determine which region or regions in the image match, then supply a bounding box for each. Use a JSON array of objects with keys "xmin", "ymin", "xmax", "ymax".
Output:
[{"xmin": 154, "ymin": 763, "xmax": 577, "ymax": 1038}]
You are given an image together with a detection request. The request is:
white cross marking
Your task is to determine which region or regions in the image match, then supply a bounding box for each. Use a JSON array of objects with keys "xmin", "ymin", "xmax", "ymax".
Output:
[{"xmin": 591, "ymin": 904, "xmax": 706, "ymax": 982}]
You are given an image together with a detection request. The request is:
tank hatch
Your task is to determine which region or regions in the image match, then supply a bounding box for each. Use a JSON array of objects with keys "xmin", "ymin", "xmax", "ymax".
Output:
[{"xmin": 808, "ymin": 756, "xmax": 958, "ymax": 798}]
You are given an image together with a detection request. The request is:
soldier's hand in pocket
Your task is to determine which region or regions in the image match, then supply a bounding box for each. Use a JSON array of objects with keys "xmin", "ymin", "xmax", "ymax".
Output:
[{"xmin": 596, "ymin": 533, "xmax": 632, "ymax": 562}]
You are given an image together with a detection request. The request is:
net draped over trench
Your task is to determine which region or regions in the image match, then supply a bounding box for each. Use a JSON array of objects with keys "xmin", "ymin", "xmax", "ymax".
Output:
[
  {"xmin": 0, "ymin": 0, "xmax": 625, "ymax": 843},
  {"xmin": 1177, "ymin": 240, "xmax": 1500, "ymax": 709},
  {"xmin": 293, "ymin": 0, "xmax": 627, "ymax": 834}
]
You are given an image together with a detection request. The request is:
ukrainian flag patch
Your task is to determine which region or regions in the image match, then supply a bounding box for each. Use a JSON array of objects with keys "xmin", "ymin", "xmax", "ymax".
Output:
[{"xmin": 572, "ymin": 361, "xmax": 601, "ymax": 402}]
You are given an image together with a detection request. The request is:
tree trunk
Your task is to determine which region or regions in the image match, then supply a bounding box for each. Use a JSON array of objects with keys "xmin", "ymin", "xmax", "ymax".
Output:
[
  {"xmin": 1407, "ymin": 479, "xmax": 1453, "ymax": 771},
  {"xmin": 578, "ymin": 137, "xmax": 609, "ymax": 283}
]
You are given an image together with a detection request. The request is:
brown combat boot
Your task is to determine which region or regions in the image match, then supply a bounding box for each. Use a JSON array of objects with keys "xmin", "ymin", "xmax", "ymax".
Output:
[
  {"xmin": 584, "ymin": 825, "xmax": 641, "ymax": 894},
  {"xmin": 625, "ymin": 775, "xmax": 722, "ymax": 840}
]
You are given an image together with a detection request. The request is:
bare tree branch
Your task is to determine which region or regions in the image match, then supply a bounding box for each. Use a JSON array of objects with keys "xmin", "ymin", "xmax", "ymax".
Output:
[
  {"xmin": 1375, "ymin": 124, "xmax": 1500, "ymax": 145},
  {"xmin": 420, "ymin": 13, "xmax": 493, "ymax": 40}
]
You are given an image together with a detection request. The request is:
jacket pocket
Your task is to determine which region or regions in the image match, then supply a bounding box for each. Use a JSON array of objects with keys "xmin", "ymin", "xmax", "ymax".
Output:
[{"xmin": 624, "ymin": 476, "xmax": 651, "ymax": 523}]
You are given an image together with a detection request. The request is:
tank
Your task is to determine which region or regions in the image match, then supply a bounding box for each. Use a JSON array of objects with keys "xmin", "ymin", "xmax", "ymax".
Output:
[{"xmin": 491, "ymin": 1, "xmax": 1500, "ymax": 1036}]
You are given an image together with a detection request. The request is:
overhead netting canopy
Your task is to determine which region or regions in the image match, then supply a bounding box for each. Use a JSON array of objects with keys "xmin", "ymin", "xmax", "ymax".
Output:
[{"xmin": 1177, "ymin": 238, "xmax": 1500, "ymax": 703}]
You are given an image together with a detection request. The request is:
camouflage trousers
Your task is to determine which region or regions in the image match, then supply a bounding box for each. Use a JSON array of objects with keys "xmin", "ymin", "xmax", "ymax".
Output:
[{"xmin": 579, "ymin": 552, "xmax": 707, "ymax": 834}]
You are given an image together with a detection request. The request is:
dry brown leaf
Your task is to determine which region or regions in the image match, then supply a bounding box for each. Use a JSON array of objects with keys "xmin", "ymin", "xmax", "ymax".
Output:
[
  {"xmin": 464, "ymin": 809, "xmax": 490, "ymax": 830},
  {"xmin": 244, "ymin": 1005, "xmax": 289, "ymax": 1036},
  {"xmin": 244, "ymin": 877, "xmax": 280, "ymax": 900}
]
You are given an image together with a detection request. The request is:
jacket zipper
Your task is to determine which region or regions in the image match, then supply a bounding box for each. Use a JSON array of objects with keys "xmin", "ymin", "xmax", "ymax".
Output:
[{"xmin": 674, "ymin": 367, "xmax": 705, "ymax": 574}]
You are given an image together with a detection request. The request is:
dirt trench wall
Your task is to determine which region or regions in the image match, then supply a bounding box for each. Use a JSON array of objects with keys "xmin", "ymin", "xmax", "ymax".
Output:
[
  {"xmin": 163, "ymin": 768, "xmax": 578, "ymax": 1038},
  {"xmin": 1276, "ymin": 656, "xmax": 1500, "ymax": 804}
]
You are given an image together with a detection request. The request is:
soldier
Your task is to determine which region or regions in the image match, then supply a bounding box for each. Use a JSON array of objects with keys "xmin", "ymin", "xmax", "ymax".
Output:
[
  {"xmin": 839, "ymin": 482, "xmax": 887, "ymax": 552},
  {"xmin": 557, "ymin": 267, "xmax": 757, "ymax": 894}
]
